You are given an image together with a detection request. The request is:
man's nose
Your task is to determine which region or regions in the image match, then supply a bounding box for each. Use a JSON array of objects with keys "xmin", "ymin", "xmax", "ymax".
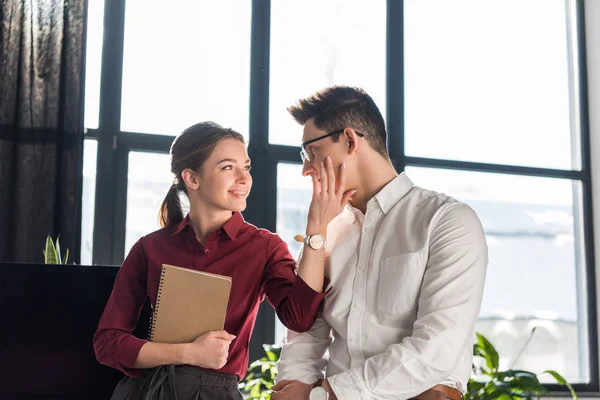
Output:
[{"xmin": 302, "ymin": 160, "xmax": 316, "ymax": 177}]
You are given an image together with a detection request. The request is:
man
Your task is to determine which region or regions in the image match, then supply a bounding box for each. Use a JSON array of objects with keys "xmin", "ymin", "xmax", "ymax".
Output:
[{"xmin": 271, "ymin": 86, "xmax": 488, "ymax": 400}]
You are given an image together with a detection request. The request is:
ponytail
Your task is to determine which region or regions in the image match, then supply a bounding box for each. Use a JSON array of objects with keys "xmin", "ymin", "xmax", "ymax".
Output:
[{"xmin": 159, "ymin": 183, "xmax": 184, "ymax": 228}]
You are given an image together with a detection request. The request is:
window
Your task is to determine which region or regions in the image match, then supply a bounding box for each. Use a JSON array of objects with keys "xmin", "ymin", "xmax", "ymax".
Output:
[
  {"xmin": 405, "ymin": 167, "xmax": 588, "ymax": 382},
  {"xmin": 83, "ymin": 0, "xmax": 105, "ymax": 129},
  {"xmin": 275, "ymin": 163, "xmax": 310, "ymax": 343},
  {"xmin": 269, "ymin": 0, "xmax": 386, "ymax": 146},
  {"xmin": 80, "ymin": 140, "xmax": 98, "ymax": 265},
  {"xmin": 125, "ymin": 152, "xmax": 176, "ymax": 256},
  {"xmin": 120, "ymin": 0, "xmax": 251, "ymax": 137},
  {"xmin": 83, "ymin": 0, "xmax": 596, "ymax": 389},
  {"xmin": 404, "ymin": 0, "xmax": 579, "ymax": 170}
]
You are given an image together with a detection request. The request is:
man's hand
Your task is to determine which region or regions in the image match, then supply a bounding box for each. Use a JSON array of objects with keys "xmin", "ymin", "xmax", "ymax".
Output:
[
  {"xmin": 271, "ymin": 379, "xmax": 338, "ymax": 400},
  {"xmin": 271, "ymin": 380, "xmax": 311, "ymax": 400}
]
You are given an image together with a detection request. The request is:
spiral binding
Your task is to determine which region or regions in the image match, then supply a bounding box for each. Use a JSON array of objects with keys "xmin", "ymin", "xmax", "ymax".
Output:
[{"xmin": 149, "ymin": 265, "xmax": 168, "ymax": 341}]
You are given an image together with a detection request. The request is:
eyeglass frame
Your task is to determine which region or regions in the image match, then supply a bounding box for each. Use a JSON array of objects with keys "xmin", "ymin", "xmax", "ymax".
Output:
[{"xmin": 300, "ymin": 129, "xmax": 365, "ymax": 163}]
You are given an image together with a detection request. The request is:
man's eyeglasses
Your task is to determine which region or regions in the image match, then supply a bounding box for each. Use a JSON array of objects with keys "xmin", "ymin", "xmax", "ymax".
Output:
[{"xmin": 300, "ymin": 129, "xmax": 364, "ymax": 163}]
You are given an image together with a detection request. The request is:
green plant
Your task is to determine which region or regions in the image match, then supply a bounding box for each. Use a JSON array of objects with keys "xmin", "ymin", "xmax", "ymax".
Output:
[
  {"xmin": 239, "ymin": 344, "xmax": 280, "ymax": 400},
  {"xmin": 467, "ymin": 330, "xmax": 577, "ymax": 400},
  {"xmin": 240, "ymin": 332, "xmax": 577, "ymax": 400},
  {"xmin": 43, "ymin": 234, "xmax": 69, "ymax": 264}
]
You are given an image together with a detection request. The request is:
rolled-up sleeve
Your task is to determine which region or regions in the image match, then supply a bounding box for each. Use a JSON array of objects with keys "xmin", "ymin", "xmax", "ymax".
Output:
[
  {"xmin": 93, "ymin": 238, "xmax": 149, "ymax": 378},
  {"xmin": 262, "ymin": 235, "xmax": 327, "ymax": 333},
  {"xmin": 276, "ymin": 316, "xmax": 333, "ymax": 384}
]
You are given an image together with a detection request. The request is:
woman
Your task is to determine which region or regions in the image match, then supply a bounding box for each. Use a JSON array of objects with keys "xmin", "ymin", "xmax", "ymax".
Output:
[{"xmin": 93, "ymin": 121, "xmax": 352, "ymax": 399}]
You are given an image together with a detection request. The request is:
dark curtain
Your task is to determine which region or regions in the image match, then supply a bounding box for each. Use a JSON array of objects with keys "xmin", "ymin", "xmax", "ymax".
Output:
[{"xmin": 0, "ymin": 0, "xmax": 86, "ymax": 263}]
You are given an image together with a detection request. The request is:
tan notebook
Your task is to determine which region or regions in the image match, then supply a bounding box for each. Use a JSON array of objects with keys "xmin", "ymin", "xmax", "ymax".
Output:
[{"xmin": 149, "ymin": 264, "xmax": 232, "ymax": 344}]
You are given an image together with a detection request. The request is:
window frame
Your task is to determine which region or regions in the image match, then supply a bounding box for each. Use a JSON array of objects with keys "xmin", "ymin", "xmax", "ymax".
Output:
[{"xmin": 85, "ymin": 0, "xmax": 598, "ymax": 389}]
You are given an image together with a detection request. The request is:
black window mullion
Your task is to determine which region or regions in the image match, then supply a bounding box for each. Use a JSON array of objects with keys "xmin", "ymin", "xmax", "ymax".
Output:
[
  {"xmin": 387, "ymin": 0, "xmax": 405, "ymax": 172},
  {"xmin": 247, "ymin": 0, "xmax": 276, "ymax": 363},
  {"xmin": 92, "ymin": 0, "xmax": 127, "ymax": 265},
  {"xmin": 573, "ymin": 0, "xmax": 598, "ymax": 391}
]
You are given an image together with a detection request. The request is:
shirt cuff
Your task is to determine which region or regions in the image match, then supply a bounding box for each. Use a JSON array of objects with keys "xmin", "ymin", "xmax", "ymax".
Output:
[
  {"xmin": 117, "ymin": 335, "xmax": 148, "ymax": 378},
  {"xmin": 328, "ymin": 368, "xmax": 370, "ymax": 400}
]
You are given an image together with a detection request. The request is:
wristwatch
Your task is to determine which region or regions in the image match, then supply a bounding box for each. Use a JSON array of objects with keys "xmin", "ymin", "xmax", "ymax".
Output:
[
  {"xmin": 303, "ymin": 233, "xmax": 327, "ymax": 250},
  {"xmin": 310, "ymin": 378, "xmax": 329, "ymax": 400}
]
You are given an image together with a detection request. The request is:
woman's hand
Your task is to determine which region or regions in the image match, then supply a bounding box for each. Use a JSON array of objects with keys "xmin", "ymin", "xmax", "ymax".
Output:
[
  {"xmin": 183, "ymin": 330, "xmax": 236, "ymax": 370},
  {"xmin": 306, "ymin": 156, "xmax": 356, "ymax": 235}
]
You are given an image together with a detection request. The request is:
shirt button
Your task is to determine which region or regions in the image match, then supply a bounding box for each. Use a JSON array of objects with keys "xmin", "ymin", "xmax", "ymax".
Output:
[
  {"xmin": 204, "ymin": 249, "xmax": 209, "ymax": 254},
  {"xmin": 364, "ymin": 227, "xmax": 371, "ymax": 232},
  {"xmin": 358, "ymin": 264, "xmax": 366, "ymax": 271},
  {"xmin": 350, "ymin": 336, "xmax": 356, "ymax": 342},
  {"xmin": 353, "ymin": 302, "xmax": 361, "ymax": 309}
]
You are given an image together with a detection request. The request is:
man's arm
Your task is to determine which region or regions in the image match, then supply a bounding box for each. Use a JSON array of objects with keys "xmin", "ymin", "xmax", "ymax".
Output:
[
  {"xmin": 275, "ymin": 315, "xmax": 333, "ymax": 384},
  {"xmin": 328, "ymin": 203, "xmax": 488, "ymax": 399}
]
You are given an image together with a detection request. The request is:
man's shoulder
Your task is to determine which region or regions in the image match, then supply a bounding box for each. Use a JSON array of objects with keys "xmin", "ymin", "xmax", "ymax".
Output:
[{"xmin": 405, "ymin": 184, "xmax": 465, "ymax": 214}]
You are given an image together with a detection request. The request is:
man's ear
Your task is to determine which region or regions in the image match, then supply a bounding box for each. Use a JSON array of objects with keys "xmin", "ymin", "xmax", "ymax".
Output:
[
  {"xmin": 181, "ymin": 168, "xmax": 200, "ymax": 191},
  {"xmin": 344, "ymin": 128, "xmax": 360, "ymax": 155}
]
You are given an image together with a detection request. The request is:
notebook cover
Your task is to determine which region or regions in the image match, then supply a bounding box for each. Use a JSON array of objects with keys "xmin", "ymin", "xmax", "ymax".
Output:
[{"xmin": 149, "ymin": 264, "xmax": 232, "ymax": 344}]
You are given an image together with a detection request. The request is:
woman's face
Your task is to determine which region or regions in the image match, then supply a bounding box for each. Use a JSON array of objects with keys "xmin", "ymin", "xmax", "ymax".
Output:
[{"xmin": 191, "ymin": 138, "xmax": 252, "ymax": 213}]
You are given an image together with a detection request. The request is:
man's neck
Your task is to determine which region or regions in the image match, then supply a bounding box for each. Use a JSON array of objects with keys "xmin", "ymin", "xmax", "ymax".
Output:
[
  {"xmin": 350, "ymin": 156, "xmax": 398, "ymax": 214},
  {"xmin": 188, "ymin": 205, "xmax": 232, "ymax": 244}
]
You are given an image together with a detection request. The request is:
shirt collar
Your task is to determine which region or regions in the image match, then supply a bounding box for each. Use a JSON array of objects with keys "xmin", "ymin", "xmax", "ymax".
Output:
[
  {"xmin": 171, "ymin": 212, "xmax": 245, "ymax": 240},
  {"xmin": 373, "ymin": 172, "xmax": 415, "ymax": 215}
]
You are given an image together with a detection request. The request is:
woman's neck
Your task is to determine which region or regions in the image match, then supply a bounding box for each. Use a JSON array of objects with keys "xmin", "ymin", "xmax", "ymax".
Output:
[{"xmin": 188, "ymin": 205, "xmax": 233, "ymax": 244}]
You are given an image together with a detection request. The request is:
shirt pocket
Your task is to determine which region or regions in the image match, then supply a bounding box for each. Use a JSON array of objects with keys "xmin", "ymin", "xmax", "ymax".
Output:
[{"xmin": 377, "ymin": 252, "xmax": 423, "ymax": 314}]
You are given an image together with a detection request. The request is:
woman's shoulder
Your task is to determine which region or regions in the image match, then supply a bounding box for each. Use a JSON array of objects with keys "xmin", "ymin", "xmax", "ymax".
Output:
[
  {"xmin": 134, "ymin": 225, "xmax": 177, "ymax": 248},
  {"xmin": 241, "ymin": 220, "xmax": 285, "ymax": 247}
]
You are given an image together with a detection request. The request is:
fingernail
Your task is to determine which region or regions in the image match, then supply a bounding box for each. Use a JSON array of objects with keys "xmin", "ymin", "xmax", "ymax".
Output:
[
  {"xmin": 327, "ymin": 156, "xmax": 332, "ymax": 163},
  {"xmin": 353, "ymin": 189, "xmax": 357, "ymax": 193},
  {"xmin": 342, "ymin": 162, "xmax": 346, "ymax": 168}
]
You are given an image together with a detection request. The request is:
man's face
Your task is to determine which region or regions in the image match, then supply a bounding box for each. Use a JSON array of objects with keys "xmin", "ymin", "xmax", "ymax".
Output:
[{"xmin": 301, "ymin": 119, "xmax": 350, "ymax": 183}]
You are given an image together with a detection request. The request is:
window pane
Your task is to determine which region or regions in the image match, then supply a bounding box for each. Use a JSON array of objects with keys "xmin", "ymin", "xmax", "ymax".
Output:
[
  {"xmin": 405, "ymin": 166, "xmax": 588, "ymax": 383},
  {"xmin": 83, "ymin": 0, "xmax": 105, "ymax": 129},
  {"xmin": 80, "ymin": 139, "xmax": 98, "ymax": 265},
  {"xmin": 120, "ymin": 0, "xmax": 251, "ymax": 137},
  {"xmin": 275, "ymin": 163, "xmax": 312, "ymax": 342},
  {"xmin": 125, "ymin": 152, "xmax": 182, "ymax": 256},
  {"xmin": 404, "ymin": 0, "xmax": 580, "ymax": 170},
  {"xmin": 269, "ymin": 0, "xmax": 386, "ymax": 146}
]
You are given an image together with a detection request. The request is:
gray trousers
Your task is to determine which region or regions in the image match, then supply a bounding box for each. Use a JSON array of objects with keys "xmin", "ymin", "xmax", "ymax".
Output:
[{"xmin": 110, "ymin": 365, "xmax": 243, "ymax": 400}]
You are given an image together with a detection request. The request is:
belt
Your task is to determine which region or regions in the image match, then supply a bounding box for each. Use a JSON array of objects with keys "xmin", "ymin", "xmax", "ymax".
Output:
[{"xmin": 411, "ymin": 384, "xmax": 463, "ymax": 400}]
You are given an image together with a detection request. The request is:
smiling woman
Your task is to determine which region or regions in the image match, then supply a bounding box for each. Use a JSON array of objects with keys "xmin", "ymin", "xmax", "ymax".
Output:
[{"xmin": 93, "ymin": 121, "xmax": 336, "ymax": 399}]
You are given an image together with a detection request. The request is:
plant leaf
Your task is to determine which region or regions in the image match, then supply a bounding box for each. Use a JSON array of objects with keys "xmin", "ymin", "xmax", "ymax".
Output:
[
  {"xmin": 543, "ymin": 370, "xmax": 578, "ymax": 400},
  {"xmin": 45, "ymin": 235, "xmax": 58, "ymax": 264},
  {"xmin": 63, "ymin": 248, "xmax": 69, "ymax": 265},
  {"xmin": 55, "ymin": 235, "xmax": 62, "ymax": 264},
  {"xmin": 476, "ymin": 333, "xmax": 500, "ymax": 373}
]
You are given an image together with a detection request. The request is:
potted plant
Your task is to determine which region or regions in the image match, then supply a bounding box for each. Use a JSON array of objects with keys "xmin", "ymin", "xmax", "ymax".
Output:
[
  {"xmin": 43, "ymin": 234, "xmax": 69, "ymax": 264},
  {"xmin": 240, "ymin": 331, "xmax": 578, "ymax": 400}
]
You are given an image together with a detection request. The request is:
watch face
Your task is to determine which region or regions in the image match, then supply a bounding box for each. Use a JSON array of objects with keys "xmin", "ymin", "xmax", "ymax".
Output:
[
  {"xmin": 310, "ymin": 386, "xmax": 329, "ymax": 400},
  {"xmin": 309, "ymin": 234, "xmax": 325, "ymax": 249}
]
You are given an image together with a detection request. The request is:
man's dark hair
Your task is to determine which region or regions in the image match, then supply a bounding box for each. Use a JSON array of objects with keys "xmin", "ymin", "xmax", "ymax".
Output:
[{"xmin": 287, "ymin": 86, "xmax": 388, "ymax": 158}]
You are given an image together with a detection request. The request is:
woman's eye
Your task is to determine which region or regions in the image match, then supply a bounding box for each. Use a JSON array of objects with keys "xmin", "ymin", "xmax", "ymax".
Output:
[
  {"xmin": 245, "ymin": 166, "xmax": 252, "ymax": 171},
  {"xmin": 222, "ymin": 165, "xmax": 233, "ymax": 170}
]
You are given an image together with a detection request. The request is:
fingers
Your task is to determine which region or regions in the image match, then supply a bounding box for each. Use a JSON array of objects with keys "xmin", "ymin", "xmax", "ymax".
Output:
[
  {"xmin": 271, "ymin": 380, "xmax": 291, "ymax": 391},
  {"xmin": 320, "ymin": 161, "xmax": 328, "ymax": 194},
  {"xmin": 326, "ymin": 156, "xmax": 336, "ymax": 194},
  {"xmin": 311, "ymin": 172, "xmax": 320, "ymax": 198},
  {"xmin": 209, "ymin": 330, "xmax": 236, "ymax": 341},
  {"xmin": 337, "ymin": 162, "xmax": 347, "ymax": 195},
  {"xmin": 341, "ymin": 188, "xmax": 357, "ymax": 207}
]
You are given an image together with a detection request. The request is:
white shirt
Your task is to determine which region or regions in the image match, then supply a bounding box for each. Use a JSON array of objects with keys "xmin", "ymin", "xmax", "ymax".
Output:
[{"xmin": 276, "ymin": 173, "xmax": 488, "ymax": 400}]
